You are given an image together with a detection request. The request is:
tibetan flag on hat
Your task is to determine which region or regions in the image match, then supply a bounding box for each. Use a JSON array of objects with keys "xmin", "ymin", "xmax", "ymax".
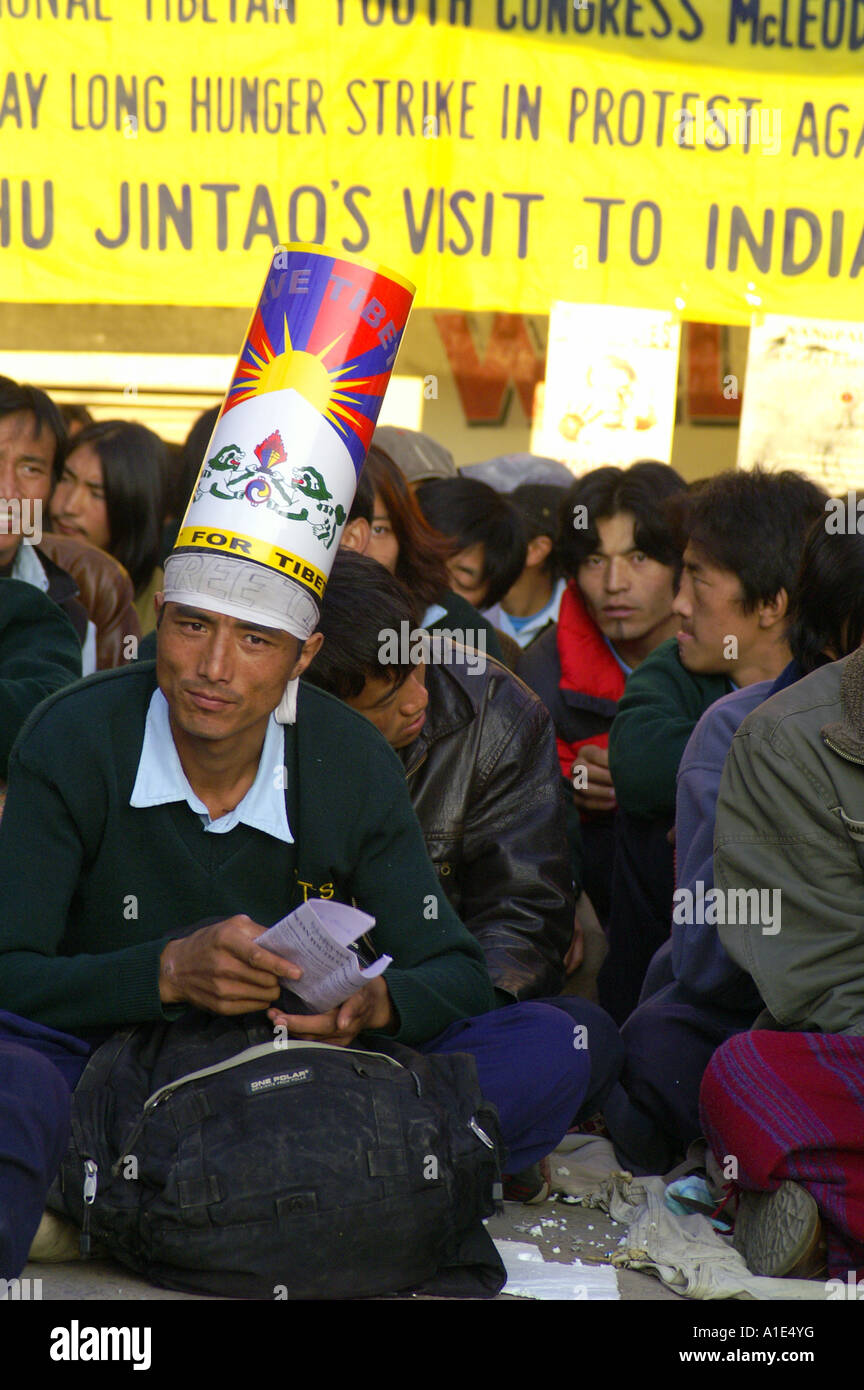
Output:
[{"xmin": 165, "ymin": 243, "xmax": 415, "ymax": 644}]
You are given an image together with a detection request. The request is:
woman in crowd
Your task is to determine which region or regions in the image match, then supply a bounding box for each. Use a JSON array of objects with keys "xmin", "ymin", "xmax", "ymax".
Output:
[
  {"xmin": 49, "ymin": 420, "xmax": 166, "ymax": 636},
  {"xmin": 346, "ymin": 444, "xmax": 508, "ymax": 665}
]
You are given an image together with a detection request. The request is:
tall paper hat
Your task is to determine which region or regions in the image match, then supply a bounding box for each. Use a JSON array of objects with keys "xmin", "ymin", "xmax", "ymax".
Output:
[{"xmin": 164, "ymin": 243, "xmax": 415, "ymax": 719}]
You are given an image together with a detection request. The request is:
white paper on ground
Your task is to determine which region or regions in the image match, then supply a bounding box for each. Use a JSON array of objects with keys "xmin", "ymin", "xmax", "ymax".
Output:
[
  {"xmin": 495, "ymin": 1240, "xmax": 620, "ymax": 1301},
  {"xmin": 256, "ymin": 898, "xmax": 392, "ymax": 1014}
]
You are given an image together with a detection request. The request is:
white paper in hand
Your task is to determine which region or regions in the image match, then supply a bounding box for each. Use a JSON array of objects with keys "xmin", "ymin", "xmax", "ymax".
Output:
[{"xmin": 256, "ymin": 899, "xmax": 392, "ymax": 1014}]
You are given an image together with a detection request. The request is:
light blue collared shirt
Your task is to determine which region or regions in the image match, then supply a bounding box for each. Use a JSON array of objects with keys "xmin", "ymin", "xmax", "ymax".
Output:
[{"xmin": 130, "ymin": 688, "xmax": 293, "ymax": 843}]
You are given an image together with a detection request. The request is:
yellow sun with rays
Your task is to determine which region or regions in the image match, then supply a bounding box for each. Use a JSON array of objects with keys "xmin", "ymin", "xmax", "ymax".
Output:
[{"xmin": 231, "ymin": 315, "xmax": 373, "ymax": 436}]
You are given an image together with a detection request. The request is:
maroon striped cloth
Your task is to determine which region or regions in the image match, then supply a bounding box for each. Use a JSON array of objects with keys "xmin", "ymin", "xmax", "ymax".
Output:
[{"xmin": 700, "ymin": 1029, "xmax": 864, "ymax": 1279}]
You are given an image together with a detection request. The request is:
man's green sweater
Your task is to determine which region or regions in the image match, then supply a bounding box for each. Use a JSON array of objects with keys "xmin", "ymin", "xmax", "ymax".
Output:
[
  {"xmin": 608, "ymin": 638, "xmax": 731, "ymax": 820},
  {"xmin": 0, "ymin": 662, "xmax": 495, "ymax": 1041}
]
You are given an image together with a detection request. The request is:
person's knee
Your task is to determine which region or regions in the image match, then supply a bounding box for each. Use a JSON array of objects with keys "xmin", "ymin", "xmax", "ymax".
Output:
[
  {"xmin": 548, "ymin": 997, "xmax": 624, "ymax": 1104},
  {"xmin": 0, "ymin": 1046, "xmax": 71, "ymax": 1280},
  {"xmin": 0, "ymin": 1045, "xmax": 71, "ymax": 1168},
  {"xmin": 513, "ymin": 1002, "xmax": 593, "ymax": 1095}
]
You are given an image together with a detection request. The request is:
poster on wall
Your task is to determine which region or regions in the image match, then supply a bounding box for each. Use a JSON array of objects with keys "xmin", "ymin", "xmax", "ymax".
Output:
[
  {"xmin": 531, "ymin": 303, "xmax": 681, "ymax": 475},
  {"xmin": 737, "ymin": 315, "xmax": 864, "ymax": 493}
]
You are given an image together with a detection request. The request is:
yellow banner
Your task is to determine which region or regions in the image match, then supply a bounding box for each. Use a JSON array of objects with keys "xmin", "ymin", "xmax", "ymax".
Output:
[{"xmin": 2, "ymin": 1, "xmax": 864, "ymax": 323}]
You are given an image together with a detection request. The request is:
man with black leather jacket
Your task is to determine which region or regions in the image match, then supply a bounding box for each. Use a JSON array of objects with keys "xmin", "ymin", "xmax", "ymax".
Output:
[
  {"xmin": 307, "ymin": 554, "xmax": 572, "ymax": 1000},
  {"xmin": 304, "ymin": 550, "xmax": 624, "ymax": 1190}
]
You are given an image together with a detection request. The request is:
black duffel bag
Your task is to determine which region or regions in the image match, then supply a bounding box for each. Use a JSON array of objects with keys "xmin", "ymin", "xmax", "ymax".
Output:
[{"xmin": 47, "ymin": 1010, "xmax": 507, "ymax": 1299}]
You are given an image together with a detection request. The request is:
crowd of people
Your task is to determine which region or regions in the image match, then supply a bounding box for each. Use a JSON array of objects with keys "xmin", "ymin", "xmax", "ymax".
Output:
[{"xmin": 1, "ymin": 375, "xmax": 862, "ymax": 1293}]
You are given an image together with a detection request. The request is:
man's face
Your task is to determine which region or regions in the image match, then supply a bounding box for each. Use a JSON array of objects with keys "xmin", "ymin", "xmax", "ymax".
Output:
[
  {"xmin": 0, "ymin": 411, "xmax": 57, "ymax": 562},
  {"xmin": 577, "ymin": 511, "xmax": 676, "ymax": 645},
  {"xmin": 673, "ymin": 542, "xmax": 759, "ymax": 675},
  {"xmin": 446, "ymin": 543, "xmax": 488, "ymax": 608},
  {"xmin": 155, "ymin": 600, "xmax": 322, "ymax": 745},
  {"xmin": 345, "ymin": 664, "xmax": 429, "ymax": 749}
]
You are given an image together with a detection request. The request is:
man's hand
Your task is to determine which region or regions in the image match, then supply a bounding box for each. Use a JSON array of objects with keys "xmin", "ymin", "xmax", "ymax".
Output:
[
  {"xmin": 571, "ymin": 744, "xmax": 617, "ymax": 814},
  {"xmin": 159, "ymin": 914, "xmax": 302, "ymax": 1014},
  {"xmin": 266, "ymin": 975, "xmax": 395, "ymax": 1047}
]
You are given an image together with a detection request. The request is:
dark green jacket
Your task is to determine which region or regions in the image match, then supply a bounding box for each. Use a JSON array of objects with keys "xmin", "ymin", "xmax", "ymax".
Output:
[
  {"xmin": 0, "ymin": 663, "xmax": 495, "ymax": 1039},
  {"xmin": 609, "ymin": 638, "xmax": 731, "ymax": 820},
  {"xmin": 0, "ymin": 577, "xmax": 82, "ymax": 779}
]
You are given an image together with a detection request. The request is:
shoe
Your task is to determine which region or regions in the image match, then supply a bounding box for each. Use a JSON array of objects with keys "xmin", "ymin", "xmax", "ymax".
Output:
[
  {"xmin": 733, "ymin": 1180, "xmax": 827, "ymax": 1279},
  {"xmin": 28, "ymin": 1211, "xmax": 83, "ymax": 1263},
  {"xmin": 502, "ymin": 1159, "xmax": 551, "ymax": 1205}
]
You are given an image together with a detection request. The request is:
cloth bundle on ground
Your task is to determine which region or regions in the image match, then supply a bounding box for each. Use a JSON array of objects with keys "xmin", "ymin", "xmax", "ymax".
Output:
[
  {"xmin": 578, "ymin": 1173, "xmax": 829, "ymax": 1301},
  {"xmin": 47, "ymin": 1010, "xmax": 506, "ymax": 1300}
]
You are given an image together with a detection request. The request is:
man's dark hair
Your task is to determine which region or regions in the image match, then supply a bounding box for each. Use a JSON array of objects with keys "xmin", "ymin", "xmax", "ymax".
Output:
[
  {"xmin": 304, "ymin": 551, "xmax": 415, "ymax": 700},
  {"xmin": 556, "ymin": 460, "xmax": 687, "ymax": 580},
  {"xmin": 510, "ymin": 483, "xmax": 565, "ymax": 579},
  {"xmin": 415, "ymin": 477, "xmax": 527, "ymax": 607},
  {"xmin": 684, "ymin": 468, "xmax": 828, "ymax": 614},
  {"xmin": 0, "ymin": 375, "xmax": 67, "ymax": 481},
  {"xmin": 63, "ymin": 420, "xmax": 166, "ymax": 596},
  {"xmin": 788, "ymin": 516, "xmax": 864, "ymax": 671}
]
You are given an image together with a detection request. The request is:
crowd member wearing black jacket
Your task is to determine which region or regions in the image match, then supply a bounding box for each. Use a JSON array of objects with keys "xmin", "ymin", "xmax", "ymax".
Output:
[{"xmin": 303, "ymin": 553, "xmax": 624, "ymax": 1140}]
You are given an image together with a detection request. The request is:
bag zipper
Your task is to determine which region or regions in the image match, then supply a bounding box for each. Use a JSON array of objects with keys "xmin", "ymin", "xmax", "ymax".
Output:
[
  {"xmin": 469, "ymin": 1116, "xmax": 503, "ymax": 1213},
  {"xmin": 79, "ymin": 1158, "xmax": 98, "ymax": 1257},
  {"xmin": 469, "ymin": 1117, "xmax": 494, "ymax": 1149}
]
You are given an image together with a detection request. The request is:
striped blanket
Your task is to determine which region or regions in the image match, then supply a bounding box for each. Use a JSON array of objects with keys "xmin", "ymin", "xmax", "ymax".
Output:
[{"xmin": 700, "ymin": 1029, "xmax": 864, "ymax": 1279}]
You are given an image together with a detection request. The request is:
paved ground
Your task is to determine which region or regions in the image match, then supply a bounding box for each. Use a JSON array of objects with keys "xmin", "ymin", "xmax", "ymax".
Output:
[
  {"xmin": 22, "ymin": 1203, "xmax": 679, "ymax": 1301},
  {"xmin": 22, "ymin": 1145, "xmax": 682, "ymax": 1302}
]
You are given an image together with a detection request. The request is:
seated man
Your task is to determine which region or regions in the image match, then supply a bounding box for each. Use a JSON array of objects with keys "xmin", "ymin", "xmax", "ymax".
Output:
[
  {"xmin": 0, "ymin": 377, "xmax": 97, "ymax": 673},
  {"xmin": 602, "ymin": 468, "xmax": 826, "ymax": 1021},
  {"xmin": 414, "ymin": 476, "xmax": 527, "ymax": 617},
  {"xmin": 603, "ymin": 516, "xmax": 864, "ymax": 1174},
  {"xmin": 701, "ymin": 633, "xmax": 864, "ymax": 1281},
  {"xmin": 0, "ymin": 564, "xmax": 590, "ymax": 1277},
  {"xmin": 520, "ymin": 461, "xmax": 687, "ymax": 928},
  {"xmin": 303, "ymin": 552, "xmax": 624, "ymax": 1154},
  {"xmin": 482, "ymin": 484, "xmax": 568, "ymax": 652}
]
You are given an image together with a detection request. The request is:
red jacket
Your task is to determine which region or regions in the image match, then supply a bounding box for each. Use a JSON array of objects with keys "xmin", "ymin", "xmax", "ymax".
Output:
[{"xmin": 520, "ymin": 581, "xmax": 626, "ymax": 780}]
